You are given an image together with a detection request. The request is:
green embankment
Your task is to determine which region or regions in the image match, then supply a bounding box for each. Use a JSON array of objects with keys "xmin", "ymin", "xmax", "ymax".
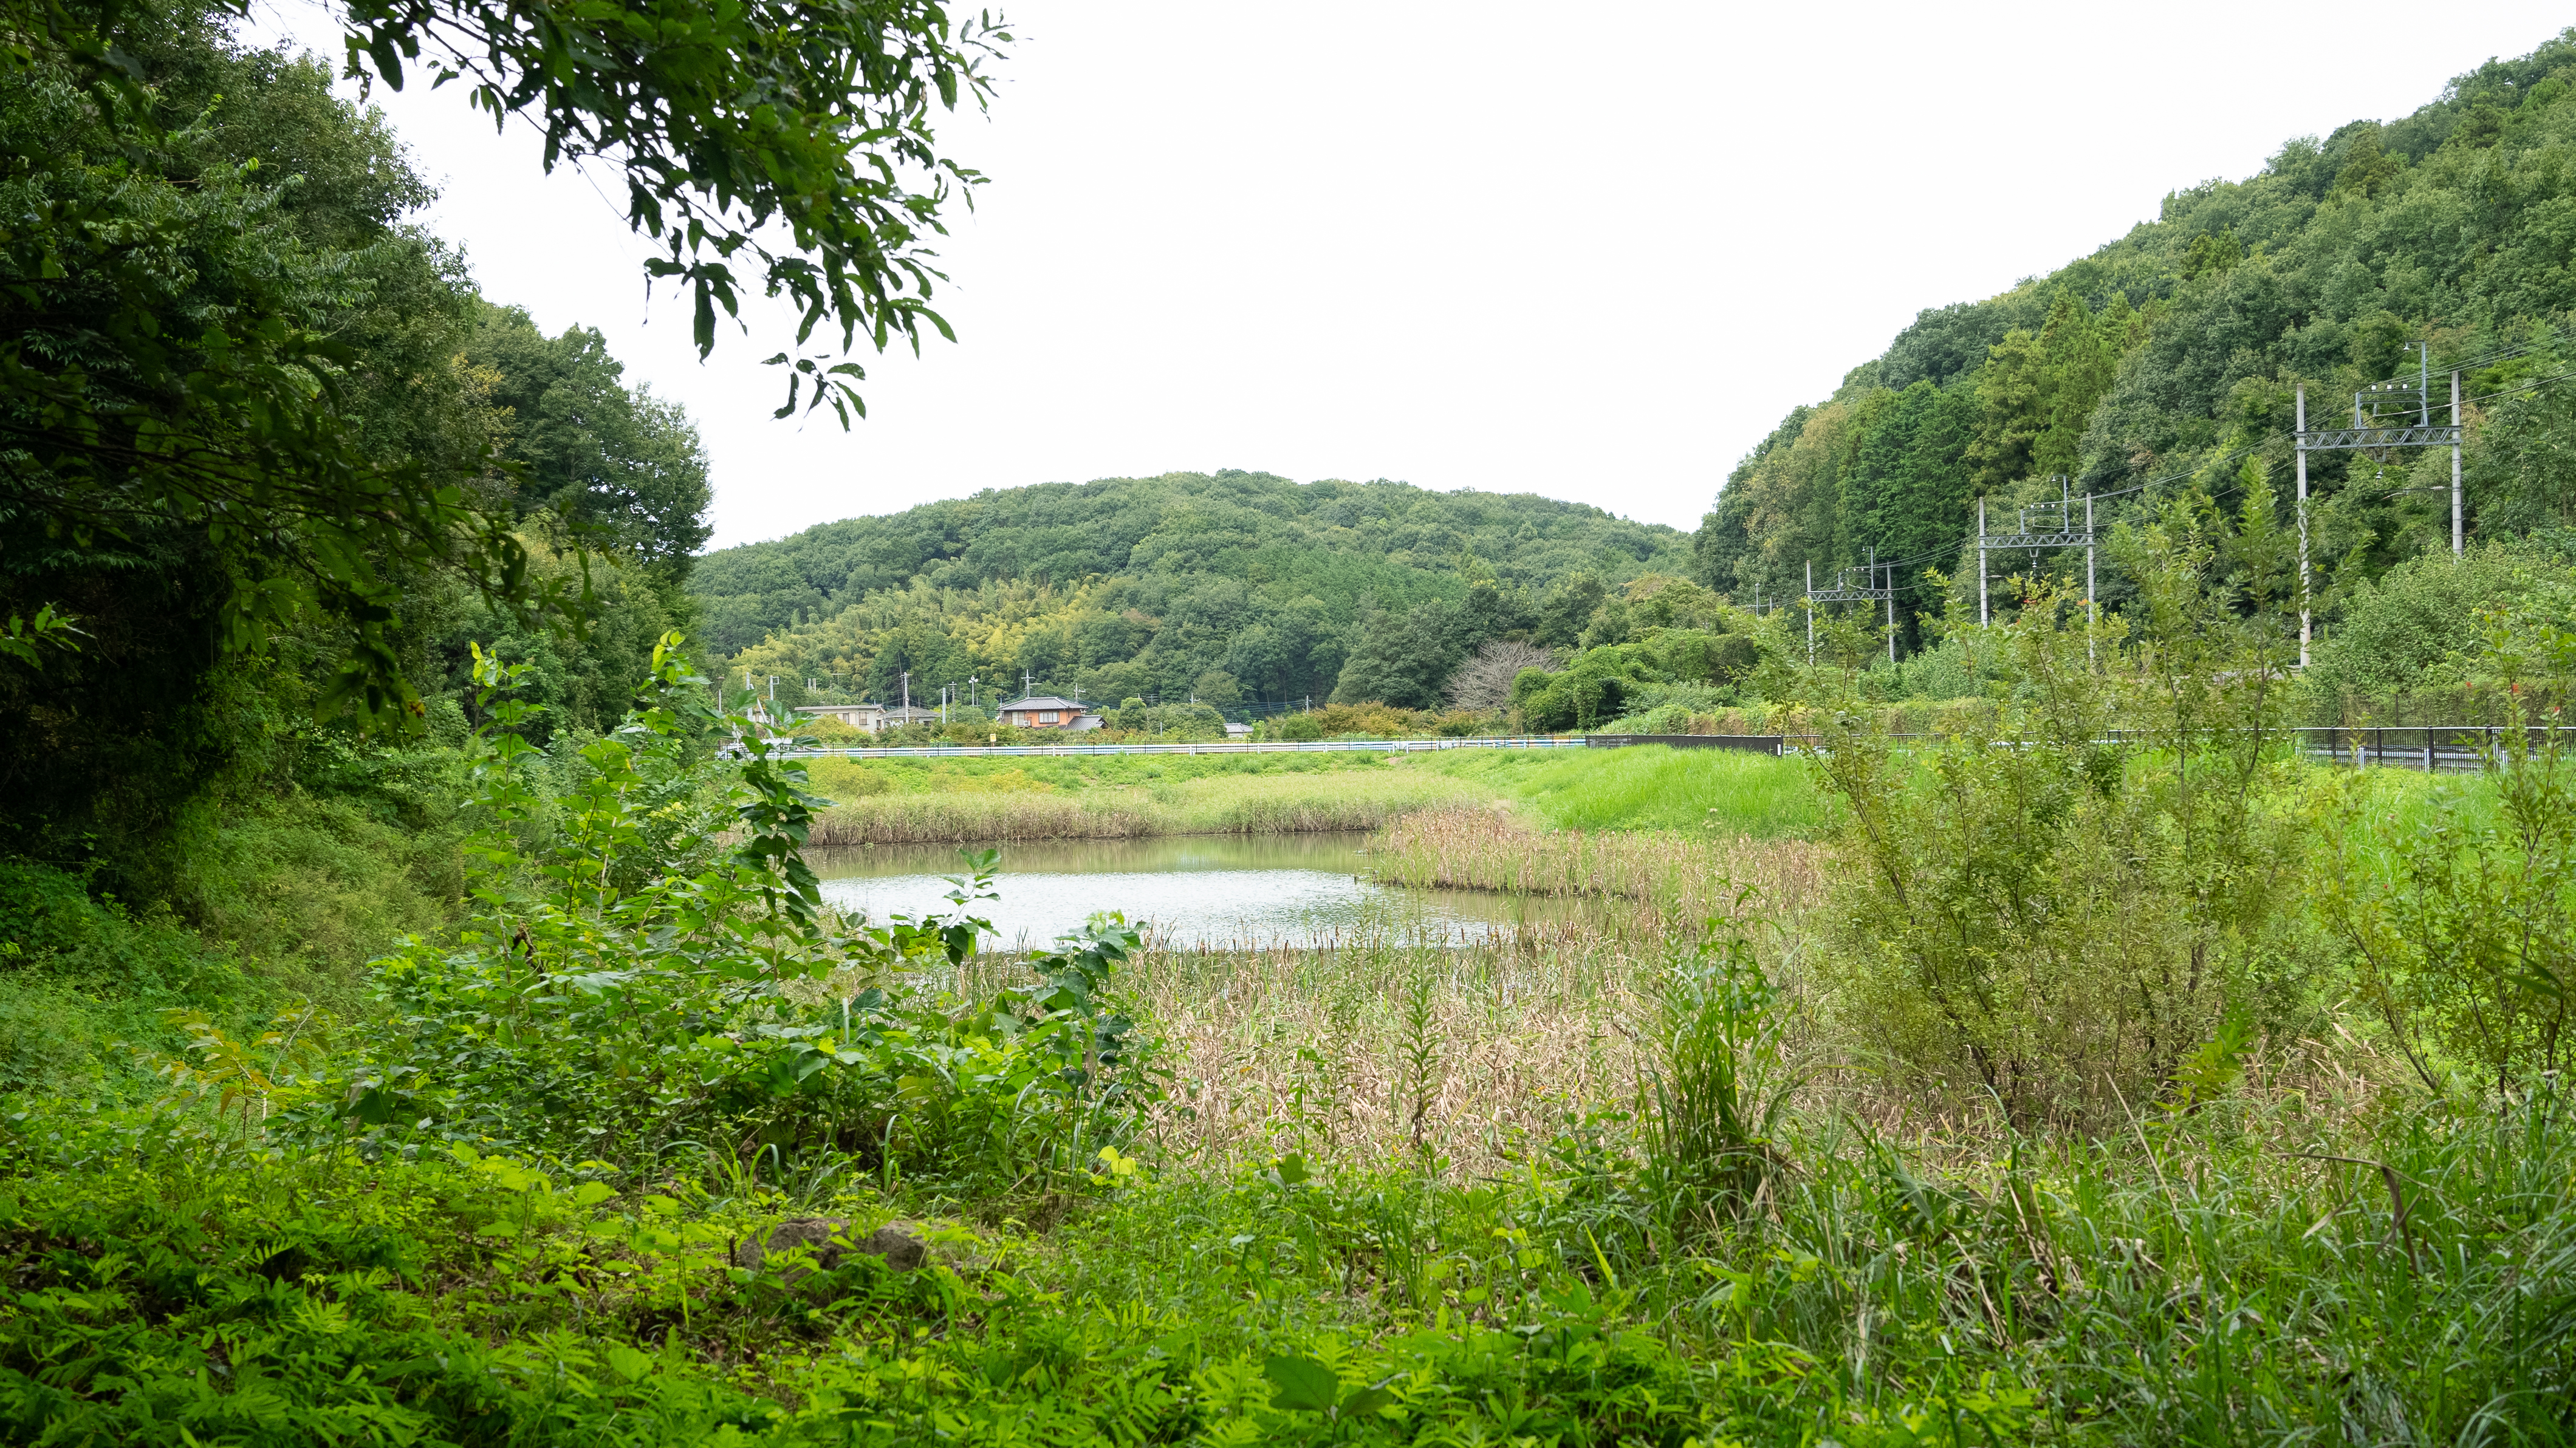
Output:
[
  {"xmin": 1408, "ymin": 745, "xmax": 1820, "ymax": 836},
  {"xmin": 801, "ymin": 745, "xmax": 1820, "ymax": 842}
]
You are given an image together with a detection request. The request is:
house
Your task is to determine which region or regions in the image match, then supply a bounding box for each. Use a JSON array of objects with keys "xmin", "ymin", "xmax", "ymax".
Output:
[
  {"xmin": 795, "ymin": 702, "xmax": 942, "ymax": 734},
  {"xmin": 996, "ymin": 694, "xmax": 1088, "ymax": 729},
  {"xmin": 798, "ymin": 702, "xmax": 885, "ymax": 732},
  {"xmin": 1224, "ymin": 722, "xmax": 1252, "ymax": 738}
]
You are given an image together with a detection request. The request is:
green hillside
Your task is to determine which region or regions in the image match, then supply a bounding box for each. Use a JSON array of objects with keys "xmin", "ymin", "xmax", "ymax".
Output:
[
  {"xmin": 691, "ymin": 470, "xmax": 1691, "ymax": 708},
  {"xmin": 1702, "ymin": 31, "xmax": 2576, "ymax": 648}
]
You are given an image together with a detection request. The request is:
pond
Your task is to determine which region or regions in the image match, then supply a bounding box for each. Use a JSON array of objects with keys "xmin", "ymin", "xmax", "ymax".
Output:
[{"xmin": 808, "ymin": 832, "xmax": 1582, "ymax": 949}]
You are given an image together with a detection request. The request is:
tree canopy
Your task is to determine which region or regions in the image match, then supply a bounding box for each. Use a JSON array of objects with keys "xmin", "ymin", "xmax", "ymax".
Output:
[
  {"xmin": 696, "ymin": 471, "xmax": 1690, "ymax": 709},
  {"xmin": 0, "ymin": 1, "xmax": 731, "ymax": 883},
  {"xmin": 2, "ymin": 0, "xmax": 990, "ymax": 724}
]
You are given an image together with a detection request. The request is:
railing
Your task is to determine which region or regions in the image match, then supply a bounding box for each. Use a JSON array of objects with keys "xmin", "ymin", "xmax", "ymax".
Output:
[
  {"xmin": 2280, "ymin": 725, "xmax": 2575, "ymax": 773},
  {"xmin": 770, "ymin": 736, "xmax": 1590, "ymax": 760}
]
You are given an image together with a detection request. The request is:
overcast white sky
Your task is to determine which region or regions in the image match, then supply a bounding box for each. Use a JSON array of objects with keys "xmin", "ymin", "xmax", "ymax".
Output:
[{"xmin": 249, "ymin": 2, "xmax": 2574, "ymax": 548}]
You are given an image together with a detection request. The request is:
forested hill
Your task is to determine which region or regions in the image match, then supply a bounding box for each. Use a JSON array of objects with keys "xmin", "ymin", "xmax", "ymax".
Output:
[
  {"xmin": 690, "ymin": 470, "xmax": 1690, "ymax": 709},
  {"xmin": 1702, "ymin": 29, "xmax": 2576, "ymax": 646}
]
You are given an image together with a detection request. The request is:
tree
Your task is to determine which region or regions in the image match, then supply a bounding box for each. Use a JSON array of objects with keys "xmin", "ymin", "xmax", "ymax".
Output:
[
  {"xmin": 467, "ymin": 306, "xmax": 713, "ymax": 582},
  {"xmin": 2, "ymin": 0, "xmax": 999, "ymax": 719},
  {"xmin": 1965, "ymin": 290, "xmax": 2139, "ymax": 494},
  {"xmin": 334, "ymin": 0, "xmax": 1007, "ymax": 423},
  {"xmin": 1446, "ymin": 640, "xmax": 1553, "ymax": 711},
  {"xmin": 1332, "ymin": 598, "xmax": 1462, "ymax": 709},
  {"xmin": 1533, "ymin": 573, "xmax": 1608, "ymax": 649}
]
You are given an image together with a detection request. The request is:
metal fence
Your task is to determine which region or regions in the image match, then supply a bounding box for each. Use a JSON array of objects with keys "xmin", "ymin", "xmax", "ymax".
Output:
[{"xmin": 2280, "ymin": 725, "xmax": 2575, "ymax": 773}]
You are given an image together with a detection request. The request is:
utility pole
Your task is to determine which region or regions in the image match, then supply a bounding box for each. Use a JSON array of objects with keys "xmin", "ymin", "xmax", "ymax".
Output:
[
  {"xmin": 2452, "ymin": 369, "xmax": 2463, "ymax": 557},
  {"xmin": 2086, "ymin": 491, "xmax": 2097, "ymax": 664},
  {"xmin": 2296, "ymin": 385, "xmax": 2309, "ymax": 667},
  {"xmin": 900, "ymin": 671, "xmax": 909, "ymax": 714},
  {"xmin": 1805, "ymin": 561, "xmax": 1814, "ymax": 664},
  {"xmin": 1978, "ymin": 499, "xmax": 1988, "ymax": 626}
]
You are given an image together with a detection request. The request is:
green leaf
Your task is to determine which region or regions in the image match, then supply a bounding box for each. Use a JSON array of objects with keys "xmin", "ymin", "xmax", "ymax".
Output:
[
  {"xmin": 569, "ymin": 1182, "xmax": 617, "ymax": 1208},
  {"xmin": 605, "ymin": 1345, "xmax": 653, "ymax": 1382},
  {"xmin": 1341, "ymin": 1385, "xmax": 1396, "ymax": 1418},
  {"xmin": 1262, "ymin": 1355, "xmax": 1338, "ymax": 1414}
]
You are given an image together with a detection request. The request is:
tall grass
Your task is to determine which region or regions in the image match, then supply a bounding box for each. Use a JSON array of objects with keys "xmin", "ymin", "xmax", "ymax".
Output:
[
  {"xmin": 1366, "ymin": 804, "xmax": 1826, "ymax": 927},
  {"xmin": 807, "ymin": 770, "xmax": 1498, "ymax": 844},
  {"xmin": 1030, "ymin": 920, "xmax": 1668, "ymax": 1178}
]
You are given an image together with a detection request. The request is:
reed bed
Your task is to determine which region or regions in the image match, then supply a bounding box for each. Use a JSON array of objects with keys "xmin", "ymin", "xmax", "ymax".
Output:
[
  {"xmin": 1066, "ymin": 920, "xmax": 1668, "ymax": 1179},
  {"xmin": 940, "ymin": 825, "xmax": 1830, "ymax": 1181},
  {"xmin": 1368, "ymin": 804, "xmax": 1828, "ymax": 923},
  {"xmin": 809, "ymin": 771, "xmax": 1493, "ymax": 844}
]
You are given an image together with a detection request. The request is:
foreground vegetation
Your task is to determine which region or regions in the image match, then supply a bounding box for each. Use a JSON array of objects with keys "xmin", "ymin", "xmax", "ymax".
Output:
[{"xmin": 9, "ymin": 500, "xmax": 2575, "ymax": 1441}]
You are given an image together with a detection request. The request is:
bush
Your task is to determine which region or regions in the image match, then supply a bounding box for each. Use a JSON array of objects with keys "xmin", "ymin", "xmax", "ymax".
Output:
[
  {"xmin": 2300, "ymin": 538, "xmax": 2574, "ymax": 723},
  {"xmin": 227, "ymin": 637, "xmax": 1170, "ymax": 1192},
  {"xmin": 1803, "ymin": 493, "xmax": 2327, "ymax": 1124}
]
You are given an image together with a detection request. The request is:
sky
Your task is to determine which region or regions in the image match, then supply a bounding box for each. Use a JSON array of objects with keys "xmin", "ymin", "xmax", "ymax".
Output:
[{"xmin": 248, "ymin": 2, "xmax": 2576, "ymax": 549}]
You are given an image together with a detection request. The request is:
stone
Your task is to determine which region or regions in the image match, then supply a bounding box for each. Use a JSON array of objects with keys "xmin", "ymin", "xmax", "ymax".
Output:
[{"xmin": 731, "ymin": 1217, "xmax": 928, "ymax": 1279}]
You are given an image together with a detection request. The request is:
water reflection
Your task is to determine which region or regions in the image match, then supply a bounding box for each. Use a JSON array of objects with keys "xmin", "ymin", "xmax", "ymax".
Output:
[{"xmin": 807, "ymin": 832, "xmax": 1586, "ymax": 949}]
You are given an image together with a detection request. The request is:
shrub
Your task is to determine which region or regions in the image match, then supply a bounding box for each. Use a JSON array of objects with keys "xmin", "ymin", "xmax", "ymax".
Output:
[
  {"xmin": 190, "ymin": 636, "xmax": 1170, "ymax": 1194},
  {"xmin": 1803, "ymin": 489, "xmax": 2326, "ymax": 1123}
]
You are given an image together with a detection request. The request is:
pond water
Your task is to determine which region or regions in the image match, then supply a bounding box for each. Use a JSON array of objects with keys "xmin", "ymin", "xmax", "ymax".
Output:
[{"xmin": 808, "ymin": 832, "xmax": 1580, "ymax": 950}]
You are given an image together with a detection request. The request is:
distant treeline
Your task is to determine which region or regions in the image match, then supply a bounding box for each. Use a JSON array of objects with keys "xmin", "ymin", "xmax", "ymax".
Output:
[{"xmin": 693, "ymin": 471, "xmax": 1692, "ymax": 709}]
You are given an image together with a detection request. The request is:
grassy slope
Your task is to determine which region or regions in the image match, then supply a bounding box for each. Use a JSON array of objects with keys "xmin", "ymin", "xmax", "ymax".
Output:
[{"xmin": 802, "ymin": 746, "xmax": 1822, "ymax": 842}]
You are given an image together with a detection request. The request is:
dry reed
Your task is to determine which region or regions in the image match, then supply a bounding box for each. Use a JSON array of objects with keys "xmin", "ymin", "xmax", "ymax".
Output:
[
  {"xmin": 1123, "ymin": 922, "xmax": 1665, "ymax": 1179},
  {"xmin": 933, "ymin": 820, "xmax": 1832, "ymax": 1180},
  {"xmin": 1368, "ymin": 804, "xmax": 1828, "ymax": 924},
  {"xmin": 809, "ymin": 773, "xmax": 1490, "ymax": 844}
]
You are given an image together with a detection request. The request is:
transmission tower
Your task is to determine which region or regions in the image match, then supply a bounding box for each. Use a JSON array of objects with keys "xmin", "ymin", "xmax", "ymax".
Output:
[
  {"xmin": 1804, "ymin": 550, "xmax": 1898, "ymax": 664},
  {"xmin": 1976, "ymin": 477, "xmax": 2097, "ymax": 641},
  {"xmin": 2293, "ymin": 344, "xmax": 2463, "ymax": 666}
]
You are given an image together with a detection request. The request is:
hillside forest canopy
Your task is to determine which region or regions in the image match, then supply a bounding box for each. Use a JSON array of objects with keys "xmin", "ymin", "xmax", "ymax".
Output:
[
  {"xmin": 1697, "ymin": 30, "xmax": 2576, "ymax": 671},
  {"xmin": 691, "ymin": 471, "xmax": 1697, "ymax": 712}
]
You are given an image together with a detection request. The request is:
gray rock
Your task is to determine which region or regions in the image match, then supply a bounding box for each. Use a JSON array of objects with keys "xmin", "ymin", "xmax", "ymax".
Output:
[{"xmin": 732, "ymin": 1217, "xmax": 927, "ymax": 1279}]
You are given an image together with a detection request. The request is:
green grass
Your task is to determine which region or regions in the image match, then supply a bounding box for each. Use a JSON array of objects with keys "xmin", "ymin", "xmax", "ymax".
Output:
[
  {"xmin": 803, "ymin": 745, "xmax": 1822, "ymax": 841},
  {"xmin": 1410, "ymin": 745, "xmax": 1821, "ymax": 836}
]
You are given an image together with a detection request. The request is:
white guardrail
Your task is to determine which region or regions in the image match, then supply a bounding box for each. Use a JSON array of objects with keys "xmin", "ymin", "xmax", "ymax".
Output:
[{"xmin": 769, "ymin": 735, "xmax": 1593, "ymax": 760}]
